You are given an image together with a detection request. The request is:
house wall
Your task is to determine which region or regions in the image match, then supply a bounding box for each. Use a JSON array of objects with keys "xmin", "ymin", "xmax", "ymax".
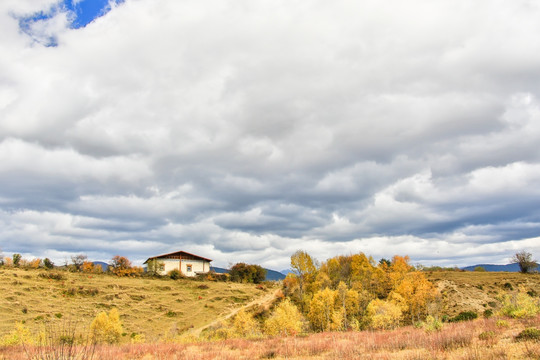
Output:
[
  {"xmin": 180, "ymin": 259, "xmax": 209, "ymax": 276},
  {"xmin": 153, "ymin": 258, "xmax": 210, "ymax": 277}
]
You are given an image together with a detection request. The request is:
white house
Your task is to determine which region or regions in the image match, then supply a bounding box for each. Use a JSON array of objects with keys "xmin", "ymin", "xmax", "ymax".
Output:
[{"xmin": 143, "ymin": 250, "xmax": 212, "ymax": 277}]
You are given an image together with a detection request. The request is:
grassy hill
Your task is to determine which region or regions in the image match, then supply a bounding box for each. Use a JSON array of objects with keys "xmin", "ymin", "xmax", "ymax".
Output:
[
  {"xmin": 0, "ymin": 267, "xmax": 272, "ymax": 342},
  {"xmin": 426, "ymin": 270, "xmax": 540, "ymax": 316}
]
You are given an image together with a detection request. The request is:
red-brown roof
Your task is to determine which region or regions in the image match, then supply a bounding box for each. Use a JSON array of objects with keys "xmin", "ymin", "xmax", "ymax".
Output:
[{"xmin": 143, "ymin": 250, "xmax": 212, "ymax": 264}]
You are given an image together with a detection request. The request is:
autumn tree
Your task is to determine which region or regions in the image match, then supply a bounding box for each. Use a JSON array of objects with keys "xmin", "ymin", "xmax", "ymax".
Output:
[
  {"xmin": 71, "ymin": 254, "xmax": 87, "ymax": 272},
  {"xmin": 110, "ymin": 256, "xmax": 142, "ymax": 276},
  {"xmin": 389, "ymin": 271, "xmax": 438, "ymax": 323},
  {"xmin": 366, "ymin": 298, "xmax": 403, "ymax": 330},
  {"xmin": 264, "ymin": 299, "xmax": 304, "ymax": 336},
  {"xmin": 511, "ymin": 251, "xmax": 538, "ymax": 273},
  {"xmin": 308, "ymin": 287, "xmax": 337, "ymax": 331},
  {"xmin": 290, "ymin": 250, "xmax": 318, "ymax": 312}
]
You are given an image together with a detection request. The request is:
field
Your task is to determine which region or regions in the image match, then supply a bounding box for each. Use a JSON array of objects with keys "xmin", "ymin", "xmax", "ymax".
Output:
[
  {"xmin": 1, "ymin": 268, "xmax": 539, "ymax": 359},
  {"xmin": 0, "ymin": 267, "xmax": 271, "ymax": 342}
]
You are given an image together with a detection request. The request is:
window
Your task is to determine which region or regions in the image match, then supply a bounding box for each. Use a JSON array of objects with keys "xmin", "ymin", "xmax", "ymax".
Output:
[
  {"xmin": 186, "ymin": 264, "xmax": 192, "ymax": 272},
  {"xmin": 158, "ymin": 263, "xmax": 165, "ymax": 272}
]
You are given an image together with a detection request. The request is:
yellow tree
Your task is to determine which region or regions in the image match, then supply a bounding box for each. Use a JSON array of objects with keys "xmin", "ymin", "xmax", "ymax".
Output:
[
  {"xmin": 308, "ymin": 288, "xmax": 337, "ymax": 331},
  {"xmin": 390, "ymin": 271, "xmax": 438, "ymax": 323},
  {"xmin": 264, "ymin": 299, "xmax": 304, "ymax": 336},
  {"xmin": 366, "ymin": 298, "xmax": 403, "ymax": 330},
  {"xmin": 90, "ymin": 308, "xmax": 123, "ymax": 344},
  {"xmin": 290, "ymin": 250, "xmax": 318, "ymax": 312}
]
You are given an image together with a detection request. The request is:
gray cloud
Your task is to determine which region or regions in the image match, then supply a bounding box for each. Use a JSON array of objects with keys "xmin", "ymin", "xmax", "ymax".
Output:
[{"xmin": 1, "ymin": 0, "xmax": 540, "ymax": 269}]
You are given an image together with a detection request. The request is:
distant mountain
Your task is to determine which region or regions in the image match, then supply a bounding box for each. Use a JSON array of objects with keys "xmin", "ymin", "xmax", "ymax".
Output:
[
  {"xmin": 210, "ymin": 266, "xmax": 286, "ymax": 281},
  {"xmin": 462, "ymin": 263, "xmax": 540, "ymax": 272},
  {"xmin": 280, "ymin": 269, "xmax": 294, "ymax": 276},
  {"xmin": 92, "ymin": 261, "xmax": 109, "ymax": 272}
]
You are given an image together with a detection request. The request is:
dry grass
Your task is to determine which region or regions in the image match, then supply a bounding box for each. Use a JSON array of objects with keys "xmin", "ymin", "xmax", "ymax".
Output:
[
  {"xmin": 0, "ymin": 267, "xmax": 270, "ymax": 342},
  {"xmin": 426, "ymin": 271, "xmax": 540, "ymax": 317},
  {"xmin": 2, "ymin": 316, "xmax": 539, "ymax": 359}
]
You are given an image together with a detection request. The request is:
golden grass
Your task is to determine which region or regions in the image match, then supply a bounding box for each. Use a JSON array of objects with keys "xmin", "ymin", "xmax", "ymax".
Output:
[
  {"xmin": 2, "ymin": 316, "xmax": 539, "ymax": 359},
  {"xmin": 0, "ymin": 267, "xmax": 270, "ymax": 342}
]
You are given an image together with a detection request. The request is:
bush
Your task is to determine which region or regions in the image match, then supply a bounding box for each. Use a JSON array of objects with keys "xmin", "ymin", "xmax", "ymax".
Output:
[
  {"xmin": 422, "ymin": 315, "xmax": 443, "ymax": 332},
  {"xmin": 39, "ymin": 272, "xmax": 65, "ymax": 281},
  {"xmin": 232, "ymin": 310, "xmax": 260, "ymax": 338},
  {"xmin": 265, "ymin": 299, "xmax": 304, "ymax": 336},
  {"xmin": 479, "ymin": 330, "xmax": 496, "ymax": 341},
  {"xmin": 499, "ymin": 290, "xmax": 540, "ymax": 318},
  {"xmin": 450, "ymin": 311, "xmax": 478, "ymax": 322},
  {"xmin": 515, "ymin": 328, "xmax": 540, "ymax": 342},
  {"xmin": 90, "ymin": 308, "xmax": 123, "ymax": 344},
  {"xmin": 168, "ymin": 269, "xmax": 182, "ymax": 280}
]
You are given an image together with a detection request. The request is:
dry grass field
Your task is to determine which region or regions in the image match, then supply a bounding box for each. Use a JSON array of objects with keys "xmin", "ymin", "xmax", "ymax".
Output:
[
  {"xmin": 426, "ymin": 271, "xmax": 540, "ymax": 317},
  {"xmin": 1, "ymin": 316, "xmax": 539, "ymax": 359},
  {"xmin": 0, "ymin": 267, "xmax": 270, "ymax": 342},
  {"xmin": 1, "ymin": 268, "xmax": 539, "ymax": 359}
]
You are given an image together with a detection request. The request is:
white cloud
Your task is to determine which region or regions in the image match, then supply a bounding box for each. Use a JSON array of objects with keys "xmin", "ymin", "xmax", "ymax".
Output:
[{"xmin": 1, "ymin": 0, "xmax": 540, "ymax": 269}]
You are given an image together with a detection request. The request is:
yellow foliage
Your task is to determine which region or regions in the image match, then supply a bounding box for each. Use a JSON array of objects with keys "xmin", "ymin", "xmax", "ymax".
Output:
[
  {"xmin": 4, "ymin": 257, "xmax": 13, "ymax": 267},
  {"xmin": 264, "ymin": 299, "xmax": 304, "ymax": 336},
  {"xmin": 390, "ymin": 272, "xmax": 438, "ymax": 322},
  {"xmin": 366, "ymin": 299, "xmax": 403, "ymax": 330},
  {"xmin": 232, "ymin": 309, "xmax": 259, "ymax": 338},
  {"xmin": 29, "ymin": 258, "xmax": 41, "ymax": 269},
  {"xmin": 308, "ymin": 288, "xmax": 337, "ymax": 331},
  {"xmin": 499, "ymin": 288, "xmax": 540, "ymax": 318},
  {"xmin": 90, "ymin": 308, "xmax": 123, "ymax": 344},
  {"xmin": 0, "ymin": 322, "xmax": 34, "ymax": 346}
]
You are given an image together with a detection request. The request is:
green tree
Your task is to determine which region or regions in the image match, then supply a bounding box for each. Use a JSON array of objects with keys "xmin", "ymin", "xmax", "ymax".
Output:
[
  {"xmin": 511, "ymin": 251, "xmax": 538, "ymax": 273},
  {"xmin": 43, "ymin": 258, "xmax": 54, "ymax": 269},
  {"xmin": 12, "ymin": 253, "xmax": 22, "ymax": 267},
  {"xmin": 229, "ymin": 263, "xmax": 267, "ymax": 284}
]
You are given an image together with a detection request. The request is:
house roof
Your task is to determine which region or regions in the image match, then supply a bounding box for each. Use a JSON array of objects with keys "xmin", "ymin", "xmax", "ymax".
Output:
[{"xmin": 143, "ymin": 250, "xmax": 212, "ymax": 264}]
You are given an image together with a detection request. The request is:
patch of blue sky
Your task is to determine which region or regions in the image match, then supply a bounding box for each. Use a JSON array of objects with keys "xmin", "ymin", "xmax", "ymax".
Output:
[{"xmin": 17, "ymin": 0, "xmax": 125, "ymax": 46}]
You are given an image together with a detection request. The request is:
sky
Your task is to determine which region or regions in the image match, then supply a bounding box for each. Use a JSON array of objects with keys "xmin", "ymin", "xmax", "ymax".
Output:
[{"xmin": 1, "ymin": 0, "xmax": 540, "ymax": 270}]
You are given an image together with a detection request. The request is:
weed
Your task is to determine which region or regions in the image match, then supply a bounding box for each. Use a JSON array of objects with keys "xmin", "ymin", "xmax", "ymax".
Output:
[
  {"xmin": 515, "ymin": 328, "xmax": 540, "ymax": 342},
  {"xmin": 450, "ymin": 311, "xmax": 478, "ymax": 322}
]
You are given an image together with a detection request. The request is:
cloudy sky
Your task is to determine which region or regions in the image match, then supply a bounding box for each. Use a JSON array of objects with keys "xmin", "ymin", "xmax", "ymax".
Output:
[{"xmin": 1, "ymin": 0, "xmax": 540, "ymax": 270}]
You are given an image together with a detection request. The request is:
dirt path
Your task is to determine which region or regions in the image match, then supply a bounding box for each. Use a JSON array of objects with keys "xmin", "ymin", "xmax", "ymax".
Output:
[{"xmin": 186, "ymin": 288, "xmax": 281, "ymax": 338}]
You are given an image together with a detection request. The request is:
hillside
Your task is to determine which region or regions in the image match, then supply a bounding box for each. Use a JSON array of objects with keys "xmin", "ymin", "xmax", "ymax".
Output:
[
  {"xmin": 0, "ymin": 267, "xmax": 275, "ymax": 342},
  {"xmin": 426, "ymin": 270, "xmax": 540, "ymax": 316}
]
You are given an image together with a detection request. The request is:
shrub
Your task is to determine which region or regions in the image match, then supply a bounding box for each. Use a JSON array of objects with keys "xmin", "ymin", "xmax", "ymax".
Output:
[
  {"xmin": 483, "ymin": 309, "xmax": 493, "ymax": 318},
  {"xmin": 0, "ymin": 322, "xmax": 34, "ymax": 346},
  {"xmin": 499, "ymin": 290, "xmax": 540, "ymax": 318},
  {"xmin": 450, "ymin": 311, "xmax": 478, "ymax": 322},
  {"xmin": 168, "ymin": 269, "xmax": 181, "ymax": 280},
  {"xmin": 422, "ymin": 315, "xmax": 443, "ymax": 332},
  {"xmin": 39, "ymin": 272, "xmax": 65, "ymax": 281},
  {"xmin": 515, "ymin": 328, "xmax": 540, "ymax": 342},
  {"xmin": 474, "ymin": 266, "xmax": 486, "ymax": 272},
  {"xmin": 265, "ymin": 299, "xmax": 304, "ymax": 336},
  {"xmin": 232, "ymin": 309, "xmax": 260, "ymax": 338},
  {"xmin": 479, "ymin": 330, "xmax": 496, "ymax": 341},
  {"xmin": 90, "ymin": 308, "xmax": 123, "ymax": 344},
  {"xmin": 496, "ymin": 319, "xmax": 509, "ymax": 328}
]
